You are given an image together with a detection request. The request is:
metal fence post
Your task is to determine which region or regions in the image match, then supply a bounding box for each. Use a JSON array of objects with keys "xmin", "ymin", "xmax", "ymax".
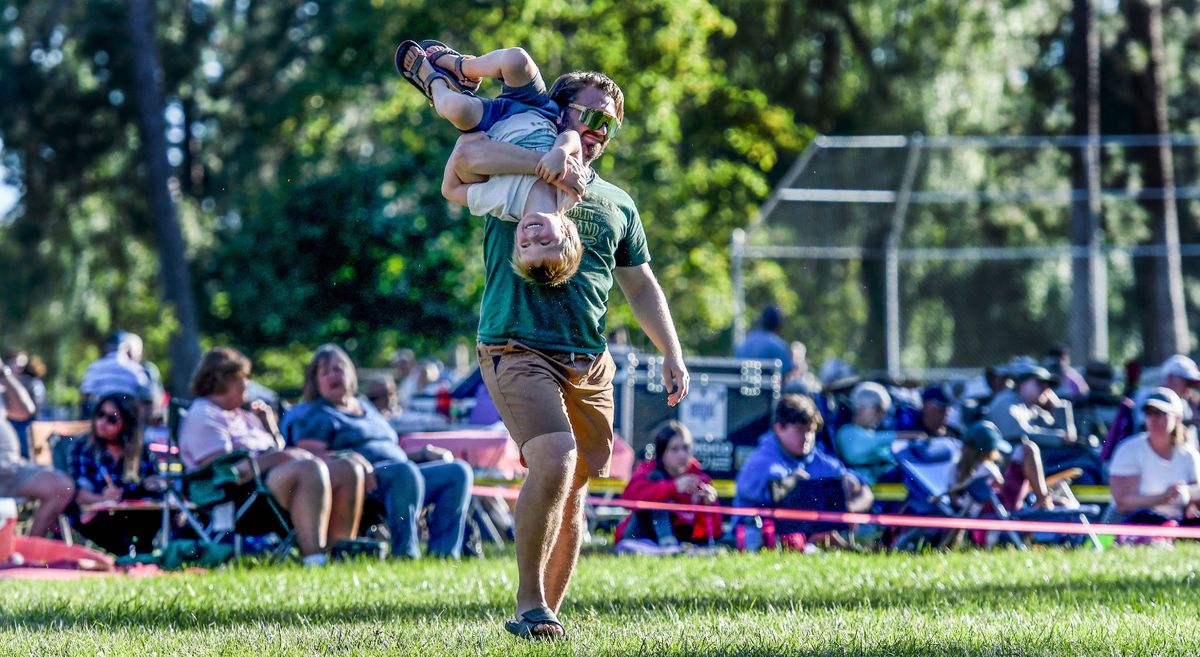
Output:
[
  {"xmin": 731, "ymin": 228, "xmax": 746, "ymax": 350},
  {"xmin": 885, "ymin": 134, "xmax": 924, "ymax": 379}
]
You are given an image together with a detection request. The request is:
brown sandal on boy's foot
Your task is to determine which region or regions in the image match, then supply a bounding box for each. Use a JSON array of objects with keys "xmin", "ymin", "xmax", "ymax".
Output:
[
  {"xmin": 419, "ymin": 39, "xmax": 479, "ymax": 93},
  {"xmin": 394, "ymin": 39, "xmax": 457, "ymax": 105}
]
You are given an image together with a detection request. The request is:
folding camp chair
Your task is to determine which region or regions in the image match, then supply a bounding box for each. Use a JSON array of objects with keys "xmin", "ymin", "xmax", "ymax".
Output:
[
  {"xmin": 157, "ymin": 398, "xmax": 296, "ymax": 564},
  {"xmin": 892, "ymin": 439, "xmax": 1101, "ymax": 550},
  {"xmin": 888, "ymin": 439, "xmax": 1014, "ymax": 550}
]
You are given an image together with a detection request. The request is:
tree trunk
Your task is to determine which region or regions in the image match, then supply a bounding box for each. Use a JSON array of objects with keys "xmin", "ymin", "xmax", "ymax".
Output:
[
  {"xmin": 1068, "ymin": 0, "xmax": 1106, "ymax": 363},
  {"xmin": 126, "ymin": 0, "xmax": 202, "ymax": 394},
  {"xmin": 1124, "ymin": 0, "xmax": 1188, "ymax": 362}
]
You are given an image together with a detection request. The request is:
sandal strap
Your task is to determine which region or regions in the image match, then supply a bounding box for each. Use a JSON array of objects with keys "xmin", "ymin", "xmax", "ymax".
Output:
[
  {"xmin": 518, "ymin": 606, "xmax": 564, "ymax": 633},
  {"xmin": 424, "ymin": 42, "xmax": 477, "ymax": 91}
]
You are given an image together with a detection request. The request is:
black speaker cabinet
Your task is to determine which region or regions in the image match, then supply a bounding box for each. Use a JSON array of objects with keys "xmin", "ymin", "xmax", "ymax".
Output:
[{"xmin": 613, "ymin": 350, "xmax": 781, "ymax": 480}]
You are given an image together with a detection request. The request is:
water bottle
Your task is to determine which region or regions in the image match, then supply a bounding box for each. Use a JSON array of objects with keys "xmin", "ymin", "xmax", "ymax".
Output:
[{"xmin": 435, "ymin": 383, "xmax": 452, "ymax": 419}]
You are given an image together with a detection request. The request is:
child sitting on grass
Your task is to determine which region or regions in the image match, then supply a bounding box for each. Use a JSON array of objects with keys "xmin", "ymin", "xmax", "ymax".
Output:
[
  {"xmin": 396, "ymin": 40, "xmax": 617, "ymax": 286},
  {"xmin": 614, "ymin": 421, "xmax": 722, "ymax": 554}
]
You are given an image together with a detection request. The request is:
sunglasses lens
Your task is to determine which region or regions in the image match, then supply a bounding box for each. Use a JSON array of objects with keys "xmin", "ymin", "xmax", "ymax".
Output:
[{"xmin": 578, "ymin": 108, "xmax": 619, "ymax": 137}]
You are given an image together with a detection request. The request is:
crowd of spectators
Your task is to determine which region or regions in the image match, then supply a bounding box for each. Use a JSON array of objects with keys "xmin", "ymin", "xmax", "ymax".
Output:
[{"xmin": 5, "ymin": 317, "xmax": 1200, "ymax": 561}]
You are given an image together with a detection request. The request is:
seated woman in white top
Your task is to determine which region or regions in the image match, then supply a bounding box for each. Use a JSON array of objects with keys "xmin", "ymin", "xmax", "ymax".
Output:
[
  {"xmin": 1110, "ymin": 387, "xmax": 1200, "ymax": 525},
  {"xmin": 179, "ymin": 347, "xmax": 367, "ymax": 565}
]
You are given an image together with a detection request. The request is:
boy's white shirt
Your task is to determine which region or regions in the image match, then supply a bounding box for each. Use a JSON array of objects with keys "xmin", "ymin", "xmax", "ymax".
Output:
[{"xmin": 466, "ymin": 110, "xmax": 574, "ymax": 221}]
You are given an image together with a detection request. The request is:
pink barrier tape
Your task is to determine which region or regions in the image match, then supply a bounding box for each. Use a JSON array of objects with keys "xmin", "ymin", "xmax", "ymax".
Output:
[{"xmin": 471, "ymin": 484, "xmax": 1200, "ymax": 540}]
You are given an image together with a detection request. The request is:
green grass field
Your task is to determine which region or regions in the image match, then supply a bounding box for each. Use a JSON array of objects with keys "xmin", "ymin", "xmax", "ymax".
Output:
[{"xmin": 3, "ymin": 544, "xmax": 1200, "ymax": 656}]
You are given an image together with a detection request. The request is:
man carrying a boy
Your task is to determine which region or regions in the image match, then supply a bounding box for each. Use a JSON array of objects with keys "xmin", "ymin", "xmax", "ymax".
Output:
[{"xmin": 448, "ymin": 68, "xmax": 690, "ymax": 640}]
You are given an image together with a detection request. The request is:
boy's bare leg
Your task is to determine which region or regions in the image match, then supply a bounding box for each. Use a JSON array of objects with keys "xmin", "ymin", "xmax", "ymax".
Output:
[
  {"xmin": 460, "ymin": 47, "xmax": 538, "ymax": 88},
  {"xmin": 401, "ymin": 47, "xmax": 483, "ymax": 130},
  {"xmin": 512, "ymin": 431, "xmax": 575, "ymax": 634},
  {"xmin": 543, "ymin": 472, "xmax": 588, "ymax": 614}
]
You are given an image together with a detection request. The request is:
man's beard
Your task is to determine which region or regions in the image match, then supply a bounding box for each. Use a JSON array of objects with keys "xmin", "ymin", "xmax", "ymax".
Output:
[
  {"xmin": 582, "ymin": 140, "xmax": 606, "ymax": 165},
  {"xmin": 558, "ymin": 114, "xmax": 606, "ymax": 165}
]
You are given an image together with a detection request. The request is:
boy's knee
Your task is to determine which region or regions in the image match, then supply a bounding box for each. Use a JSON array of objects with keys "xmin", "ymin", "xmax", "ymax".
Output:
[
  {"xmin": 502, "ymin": 48, "xmax": 535, "ymax": 74},
  {"xmin": 451, "ymin": 460, "xmax": 473, "ymax": 484}
]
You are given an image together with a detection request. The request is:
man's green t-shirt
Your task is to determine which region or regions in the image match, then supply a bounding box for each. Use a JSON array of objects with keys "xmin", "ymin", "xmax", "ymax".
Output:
[{"xmin": 477, "ymin": 173, "xmax": 650, "ymax": 353}]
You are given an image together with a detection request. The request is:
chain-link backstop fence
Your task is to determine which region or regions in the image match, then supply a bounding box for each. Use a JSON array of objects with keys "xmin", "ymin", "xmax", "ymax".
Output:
[{"xmin": 733, "ymin": 135, "xmax": 1200, "ymax": 379}]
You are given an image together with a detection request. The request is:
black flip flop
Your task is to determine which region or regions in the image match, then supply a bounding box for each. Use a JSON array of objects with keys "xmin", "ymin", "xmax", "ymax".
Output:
[
  {"xmin": 504, "ymin": 606, "xmax": 566, "ymax": 641},
  {"xmin": 419, "ymin": 39, "xmax": 479, "ymax": 93}
]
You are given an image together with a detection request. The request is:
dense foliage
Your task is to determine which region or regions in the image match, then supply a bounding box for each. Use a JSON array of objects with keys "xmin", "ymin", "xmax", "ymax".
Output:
[{"xmin": 3, "ymin": 1, "xmax": 1200, "ymax": 396}]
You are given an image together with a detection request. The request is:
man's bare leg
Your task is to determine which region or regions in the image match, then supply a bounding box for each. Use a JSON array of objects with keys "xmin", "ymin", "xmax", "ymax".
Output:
[
  {"xmin": 544, "ymin": 472, "xmax": 589, "ymax": 614},
  {"xmin": 513, "ymin": 431, "xmax": 576, "ymax": 634}
]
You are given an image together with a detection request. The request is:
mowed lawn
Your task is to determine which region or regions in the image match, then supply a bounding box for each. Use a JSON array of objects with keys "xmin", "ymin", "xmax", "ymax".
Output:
[{"xmin": 3, "ymin": 543, "xmax": 1200, "ymax": 656}]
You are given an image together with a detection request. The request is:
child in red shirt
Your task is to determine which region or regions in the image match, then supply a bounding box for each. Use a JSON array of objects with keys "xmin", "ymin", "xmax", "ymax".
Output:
[{"xmin": 615, "ymin": 421, "xmax": 722, "ymax": 550}]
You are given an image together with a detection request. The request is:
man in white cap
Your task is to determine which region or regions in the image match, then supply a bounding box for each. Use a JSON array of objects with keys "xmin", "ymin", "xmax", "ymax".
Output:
[
  {"xmin": 1158, "ymin": 354, "xmax": 1200, "ymax": 410},
  {"xmin": 1131, "ymin": 354, "xmax": 1200, "ymax": 446}
]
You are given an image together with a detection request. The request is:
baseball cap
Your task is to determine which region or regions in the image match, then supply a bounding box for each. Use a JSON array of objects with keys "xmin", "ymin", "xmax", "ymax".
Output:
[
  {"xmin": 1160, "ymin": 354, "xmax": 1200, "ymax": 383},
  {"xmin": 1143, "ymin": 387, "xmax": 1185, "ymax": 418},
  {"xmin": 922, "ymin": 385, "xmax": 950, "ymax": 407},
  {"xmin": 1011, "ymin": 361, "xmax": 1057, "ymax": 384},
  {"xmin": 962, "ymin": 421, "xmax": 1012, "ymax": 454}
]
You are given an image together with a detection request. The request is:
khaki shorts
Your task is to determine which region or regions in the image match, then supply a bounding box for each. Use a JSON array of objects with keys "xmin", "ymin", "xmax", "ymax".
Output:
[{"xmin": 477, "ymin": 341, "xmax": 616, "ymax": 478}]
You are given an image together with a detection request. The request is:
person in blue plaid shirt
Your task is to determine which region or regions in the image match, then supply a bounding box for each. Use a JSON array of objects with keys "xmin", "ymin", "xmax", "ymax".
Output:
[{"xmin": 68, "ymin": 392, "xmax": 164, "ymax": 554}]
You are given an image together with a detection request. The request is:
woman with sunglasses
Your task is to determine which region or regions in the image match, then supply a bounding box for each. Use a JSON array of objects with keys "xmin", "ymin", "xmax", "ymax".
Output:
[{"xmin": 68, "ymin": 392, "xmax": 164, "ymax": 554}]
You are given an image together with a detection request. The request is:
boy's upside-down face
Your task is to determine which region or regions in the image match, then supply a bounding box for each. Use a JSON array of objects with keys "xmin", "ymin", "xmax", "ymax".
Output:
[{"xmin": 515, "ymin": 212, "xmax": 570, "ymax": 267}]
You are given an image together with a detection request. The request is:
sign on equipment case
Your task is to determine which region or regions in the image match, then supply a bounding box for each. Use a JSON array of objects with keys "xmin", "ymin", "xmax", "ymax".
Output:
[{"xmin": 613, "ymin": 350, "xmax": 782, "ymax": 480}]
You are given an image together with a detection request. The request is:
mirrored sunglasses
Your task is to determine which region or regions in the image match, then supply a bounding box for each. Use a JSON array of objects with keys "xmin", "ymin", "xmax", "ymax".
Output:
[{"xmin": 568, "ymin": 103, "xmax": 621, "ymax": 138}]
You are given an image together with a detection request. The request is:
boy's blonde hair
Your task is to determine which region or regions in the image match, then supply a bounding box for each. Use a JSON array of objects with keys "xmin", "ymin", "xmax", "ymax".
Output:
[{"xmin": 511, "ymin": 217, "xmax": 583, "ymax": 286}]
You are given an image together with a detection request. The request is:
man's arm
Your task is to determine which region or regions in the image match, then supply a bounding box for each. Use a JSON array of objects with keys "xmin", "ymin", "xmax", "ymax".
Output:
[
  {"xmin": 443, "ymin": 132, "xmax": 490, "ymax": 207},
  {"xmin": 456, "ymin": 137, "xmax": 585, "ymax": 201},
  {"xmin": 1003, "ymin": 404, "xmax": 1068, "ymax": 447},
  {"xmin": 1, "ymin": 364, "xmax": 35, "ymax": 421},
  {"xmin": 614, "ymin": 264, "xmax": 689, "ymax": 406}
]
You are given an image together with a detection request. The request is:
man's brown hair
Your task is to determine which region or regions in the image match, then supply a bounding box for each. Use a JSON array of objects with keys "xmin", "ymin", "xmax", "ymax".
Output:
[
  {"xmin": 190, "ymin": 347, "xmax": 251, "ymax": 398},
  {"xmin": 549, "ymin": 71, "xmax": 625, "ymax": 122},
  {"xmin": 511, "ymin": 218, "xmax": 583, "ymax": 286},
  {"xmin": 773, "ymin": 393, "xmax": 824, "ymax": 432}
]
